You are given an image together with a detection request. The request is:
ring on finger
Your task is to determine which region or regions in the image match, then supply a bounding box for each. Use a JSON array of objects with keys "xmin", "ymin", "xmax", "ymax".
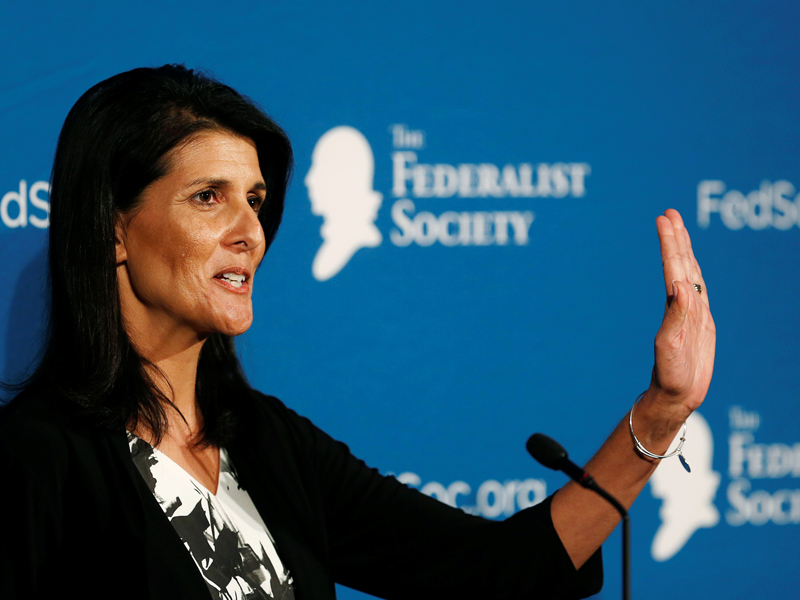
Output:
[{"xmin": 693, "ymin": 283, "xmax": 702, "ymax": 293}]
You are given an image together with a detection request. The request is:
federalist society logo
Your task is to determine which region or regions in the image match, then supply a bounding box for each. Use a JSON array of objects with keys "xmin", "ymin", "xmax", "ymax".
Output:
[
  {"xmin": 305, "ymin": 124, "xmax": 591, "ymax": 281},
  {"xmin": 647, "ymin": 405, "xmax": 800, "ymax": 562},
  {"xmin": 697, "ymin": 180, "xmax": 799, "ymax": 230},
  {"xmin": 1, "ymin": 180, "xmax": 50, "ymax": 228},
  {"xmin": 393, "ymin": 406, "xmax": 800, "ymax": 561},
  {"xmin": 649, "ymin": 411, "xmax": 720, "ymax": 561}
]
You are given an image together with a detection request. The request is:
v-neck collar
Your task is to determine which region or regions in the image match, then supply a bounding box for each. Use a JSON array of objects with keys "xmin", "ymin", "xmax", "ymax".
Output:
[{"xmin": 126, "ymin": 431, "xmax": 221, "ymax": 496}]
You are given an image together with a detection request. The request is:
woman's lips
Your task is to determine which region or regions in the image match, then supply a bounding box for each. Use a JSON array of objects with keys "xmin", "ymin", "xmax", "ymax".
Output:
[{"xmin": 213, "ymin": 267, "xmax": 251, "ymax": 294}]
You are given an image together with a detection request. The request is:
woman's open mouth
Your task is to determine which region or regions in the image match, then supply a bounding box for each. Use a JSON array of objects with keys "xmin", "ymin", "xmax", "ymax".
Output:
[{"xmin": 213, "ymin": 268, "xmax": 251, "ymax": 293}]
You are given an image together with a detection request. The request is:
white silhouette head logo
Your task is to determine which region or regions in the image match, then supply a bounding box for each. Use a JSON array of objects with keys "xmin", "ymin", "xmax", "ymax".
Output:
[
  {"xmin": 650, "ymin": 411, "xmax": 721, "ymax": 561},
  {"xmin": 305, "ymin": 126, "xmax": 383, "ymax": 281}
]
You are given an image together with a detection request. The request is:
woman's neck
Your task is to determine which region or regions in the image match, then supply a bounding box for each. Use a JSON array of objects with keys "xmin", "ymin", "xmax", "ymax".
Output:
[
  {"xmin": 131, "ymin": 339, "xmax": 222, "ymax": 495},
  {"xmin": 133, "ymin": 335, "xmax": 207, "ymax": 446}
]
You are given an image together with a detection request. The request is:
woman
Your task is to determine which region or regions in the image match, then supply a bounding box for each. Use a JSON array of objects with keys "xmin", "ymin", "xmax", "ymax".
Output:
[{"xmin": 0, "ymin": 65, "xmax": 715, "ymax": 599}]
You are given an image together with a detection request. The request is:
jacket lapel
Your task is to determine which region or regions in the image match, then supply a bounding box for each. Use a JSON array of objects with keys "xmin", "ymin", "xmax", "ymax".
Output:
[
  {"xmin": 226, "ymin": 396, "xmax": 335, "ymax": 600},
  {"xmin": 107, "ymin": 428, "xmax": 213, "ymax": 600}
]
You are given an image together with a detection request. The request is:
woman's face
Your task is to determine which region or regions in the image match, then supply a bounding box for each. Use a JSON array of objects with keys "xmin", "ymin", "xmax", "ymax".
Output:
[{"xmin": 116, "ymin": 130, "xmax": 267, "ymax": 351}]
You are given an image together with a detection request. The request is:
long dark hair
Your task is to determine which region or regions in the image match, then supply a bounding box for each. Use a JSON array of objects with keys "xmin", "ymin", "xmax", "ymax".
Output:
[{"xmin": 26, "ymin": 64, "xmax": 293, "ymax": 445}]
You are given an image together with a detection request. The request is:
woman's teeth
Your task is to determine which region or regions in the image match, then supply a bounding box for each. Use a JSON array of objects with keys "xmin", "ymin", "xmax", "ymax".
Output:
[{"xmin": 220, "ymin": 273, "xmax": 245, "ymax": 288}]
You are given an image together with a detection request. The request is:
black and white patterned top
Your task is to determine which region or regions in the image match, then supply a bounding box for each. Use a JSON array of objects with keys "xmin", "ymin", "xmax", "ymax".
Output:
[{"xmin": 128, "ymin": 433, "xmax": 294, "ymax": 600}]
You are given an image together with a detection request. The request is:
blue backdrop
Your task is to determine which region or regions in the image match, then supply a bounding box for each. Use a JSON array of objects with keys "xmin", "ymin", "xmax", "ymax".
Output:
[{"xmin": 2, "ymin": 1, "xmax": 799, "ymax": 598}]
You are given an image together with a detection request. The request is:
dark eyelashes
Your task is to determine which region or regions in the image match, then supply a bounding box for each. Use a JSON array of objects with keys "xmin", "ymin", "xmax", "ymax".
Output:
[
  {"xmin": 248, "ymin": 195, "xmax": 266, "ymax": 212},
  {"xmin": 192, "ymin": 189, "xmax": 218, "ymax": 204},
  {"xmin": 191, "ymin": 188, "xmax": 264, "ymax": 212}
]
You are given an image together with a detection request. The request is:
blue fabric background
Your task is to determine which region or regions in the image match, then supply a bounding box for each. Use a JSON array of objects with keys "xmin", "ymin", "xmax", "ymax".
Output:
[{"xmin": 1, "ymin": 1, "xmax": 798, "ymax": 597}]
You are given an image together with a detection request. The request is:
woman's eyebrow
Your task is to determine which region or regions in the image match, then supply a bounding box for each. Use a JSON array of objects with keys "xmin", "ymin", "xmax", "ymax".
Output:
[{"xmin": 185, "ymin": 178, "xmax": 267, "ymax": 190}]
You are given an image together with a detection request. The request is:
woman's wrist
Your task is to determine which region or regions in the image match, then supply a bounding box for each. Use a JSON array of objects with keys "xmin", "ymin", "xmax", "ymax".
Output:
[{"xmin": 630, "ymin": 388, "xmax": 693, "ymax": 457}]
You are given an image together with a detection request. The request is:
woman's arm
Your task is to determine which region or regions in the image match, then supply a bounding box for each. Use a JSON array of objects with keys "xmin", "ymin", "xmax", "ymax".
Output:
[
  {"xmin": 551, "ymin": 209, "xmax": 716, "ymax": 568},
  {"xmin": 0, "ymin": 399, "xmax": 67, "ymax": 599},
  {"xmin": 246, "ymin": 392, "xmax": 601, "ymax": 599}
]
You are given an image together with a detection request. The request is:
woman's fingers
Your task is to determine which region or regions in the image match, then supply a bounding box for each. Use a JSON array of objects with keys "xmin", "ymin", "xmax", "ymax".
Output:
[
  {"xmin": 664, "ymin": 210, "xmax": 696, "ymax": 287},
  {"xmin": 663, "ymin": 280, "xmax": 689, "ymax": 341},
  {"xmin": 663, "ymin": 209, "xmax": 710, "ymax": 309},
  {"xmin": 653, "ymin": 209, "xmax": 716, "ymax": 406},
  {"xmin": 656, "ymin": 214, "xmax": 685, "ymax": 297}
]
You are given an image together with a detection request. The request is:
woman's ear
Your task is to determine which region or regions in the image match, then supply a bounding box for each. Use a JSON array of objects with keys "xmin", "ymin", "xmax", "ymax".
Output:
[{"xmin": 115, "ymin": 216, "xmax": 127, "ymax": 264}]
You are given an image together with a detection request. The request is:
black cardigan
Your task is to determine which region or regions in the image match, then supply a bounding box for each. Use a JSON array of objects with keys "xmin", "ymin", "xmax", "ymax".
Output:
[{"xmin": 0, "ymin": 388, "xmax": 602, "ymax": 599}]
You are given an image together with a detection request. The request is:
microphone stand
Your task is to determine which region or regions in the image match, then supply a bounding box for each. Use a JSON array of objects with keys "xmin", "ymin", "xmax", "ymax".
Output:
[
  {"xmin": 589, "ymin": 483, "xmax": 630, "ymax": 600},
  {"xmin": 527, "ymin": 433, "xmax": 630, "ymax": 600}
]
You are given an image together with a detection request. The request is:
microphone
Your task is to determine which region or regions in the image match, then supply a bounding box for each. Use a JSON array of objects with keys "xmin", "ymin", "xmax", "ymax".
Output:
[
  {"xmin": 527, "ymin": 433, "xmax": 630, "ymax": 600},
  {"xmin": 526, "ymin": 433, "xmax": 599, "ymax": 492}
]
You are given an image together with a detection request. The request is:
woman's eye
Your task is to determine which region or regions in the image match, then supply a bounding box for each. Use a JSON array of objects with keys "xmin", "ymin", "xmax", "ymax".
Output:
[
  {"xmin": 194, "ymin": 189, "xmax": 218, "ymax": 204},
  {"xmin": 248, "ymin": 196, "xmax": 264, "ymax": 211}
]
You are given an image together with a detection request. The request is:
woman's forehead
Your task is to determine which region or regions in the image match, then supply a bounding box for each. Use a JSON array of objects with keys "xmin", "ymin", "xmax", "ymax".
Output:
[{"xmin": 158, "ymin": 131, "xmax": 263, "ymax": 186}]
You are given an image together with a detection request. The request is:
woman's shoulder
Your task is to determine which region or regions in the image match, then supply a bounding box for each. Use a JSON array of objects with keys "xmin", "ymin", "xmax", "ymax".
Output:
[
  {"xmin": 1, "ymin": 383, "xmax": 78, "ymax": 426},
  {"xmin": 237, "ymin": 389, "xmax": 347, "ymax": 456},
  {"xmin": 0, "ymin": 385, "xmax": 90, "ymax": 468},
  {"xmin": 243, "ymin": 388, "xmax": 287, "ymax": 411},
  {"xmin": 239, "ymin": 389, "xmax": 316, "ymax": 435}
]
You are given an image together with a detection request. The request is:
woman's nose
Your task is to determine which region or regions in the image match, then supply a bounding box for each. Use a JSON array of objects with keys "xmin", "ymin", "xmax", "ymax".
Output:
[{"xmin": 224, "ymin": 197, "xmax": 265, "ymax": 251}]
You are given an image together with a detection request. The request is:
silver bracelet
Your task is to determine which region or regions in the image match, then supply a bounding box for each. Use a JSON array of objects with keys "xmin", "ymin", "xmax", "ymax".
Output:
[{"xmin": 629, "ymin": 398, "xmax": 691, "ymax": 472}]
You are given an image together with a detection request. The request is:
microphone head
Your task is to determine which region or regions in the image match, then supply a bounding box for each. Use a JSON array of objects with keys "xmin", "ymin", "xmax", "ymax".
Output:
[{"xmin": 526, "ymin": 433, "xmax": 569, "ymax": 471}]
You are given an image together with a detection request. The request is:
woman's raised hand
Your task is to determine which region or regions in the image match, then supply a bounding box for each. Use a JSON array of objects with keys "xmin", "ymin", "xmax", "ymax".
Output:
[
  {"xmin": 649, "ymin": 209, "xmax": 716, "ymax": 417},
  {"xmin": 550, "ymin": 209, "xmax": 716, "ymax": 569}
]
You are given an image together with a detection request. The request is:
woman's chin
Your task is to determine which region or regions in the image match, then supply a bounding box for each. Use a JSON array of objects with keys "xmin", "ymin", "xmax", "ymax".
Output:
[{"xmin": 208, "ymin": 312, "xmax": 253, "ymax": 337}]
